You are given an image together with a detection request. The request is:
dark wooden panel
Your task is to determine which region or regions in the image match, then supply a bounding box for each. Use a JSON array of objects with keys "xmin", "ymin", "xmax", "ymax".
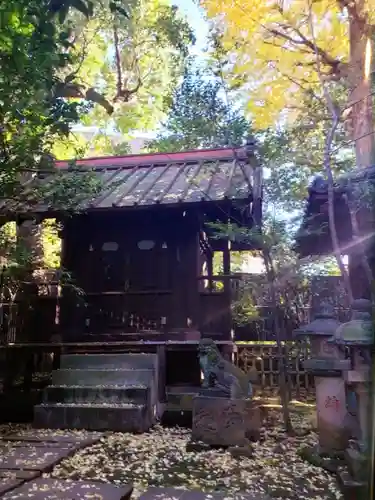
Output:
[{"xmin": 199, "ymin": 293, "xmax": 231, "ymax": 338}]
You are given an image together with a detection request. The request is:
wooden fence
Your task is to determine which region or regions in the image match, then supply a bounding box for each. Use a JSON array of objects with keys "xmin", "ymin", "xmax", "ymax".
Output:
[
  {"xmin": 0, "ymin": 340, "xmax": 315, "ymax": 400},
  {"xmin": 234, "ymin": 341, "xmax": 315, "ymax": 399}
]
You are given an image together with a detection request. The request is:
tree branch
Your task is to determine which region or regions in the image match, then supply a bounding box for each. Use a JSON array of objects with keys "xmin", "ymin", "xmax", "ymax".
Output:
[
  {"xmin": 306, "ymin": 0, "xmax": 354, "ymax": 304},
  {"xmin": 266, "ymin": 26, "xmax": 340, "ymax": 69},
  {"xmin": 113, "ymin": 22, "xmax": 123, "ymax": 101}
]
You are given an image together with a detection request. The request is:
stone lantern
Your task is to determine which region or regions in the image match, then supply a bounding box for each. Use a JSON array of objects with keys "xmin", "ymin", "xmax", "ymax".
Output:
[
  {"xmin": 293, "ymin": 303, "xmax": 350, "ymax": 454},
  {"xmin": 333, "ymin": 299, "xmax": 373, "ymax": 455}
]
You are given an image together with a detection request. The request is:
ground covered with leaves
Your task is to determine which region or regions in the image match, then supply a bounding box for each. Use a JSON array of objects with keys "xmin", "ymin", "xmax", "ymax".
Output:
[{"xmin": 0, "ymin": 410, "xmax": 336, "ymax": 500}]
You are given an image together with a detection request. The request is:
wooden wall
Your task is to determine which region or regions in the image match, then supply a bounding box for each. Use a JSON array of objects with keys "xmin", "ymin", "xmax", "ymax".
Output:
[{"xmin": 59, "ymin": 207, "xmax": 232, "ymax": 339}]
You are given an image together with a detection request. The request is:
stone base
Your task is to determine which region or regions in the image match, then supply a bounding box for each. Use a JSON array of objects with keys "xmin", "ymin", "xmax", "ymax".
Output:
[
  {"xmin": 244, "ymin": 400, "xmax": 262, "ymax": 441},
  {"xmin": 317, "ymin": 415, "xmax": 349, "ymax": 453},
  {"xmin": 337, "ymin": 469, "xmax": 368, "ymax": 500},
  {"xmin": 228, "ymin": 444, "xmax": 254, "ymax": 458},
  {"xmin": 345, "ymin": 448, "xmax": 369, "ymax": 482},
  {"xmin": 52, "ymin": 368, "xmax": 154, "ymax": 386},
  {"xmin": 186, "ymin": 441, "xmax": 213, "ymax": 453},
  {"xmin": 198, "ymin": 388, "xmax": 229, "ymax": 398},
  {"xmin": 34, "ymin": 403, "xmax": 151, "ymax": 432},
  {"xmin": 298, "ymin": 445, "xmax": 344, "ymax": 473},
  {"xmin": 44, "ymin": 385, "xmax": 150, "ymax": 406},
  {"xmin": 192, "ymin": 396, "xmax": 247, "ymax": 446}
]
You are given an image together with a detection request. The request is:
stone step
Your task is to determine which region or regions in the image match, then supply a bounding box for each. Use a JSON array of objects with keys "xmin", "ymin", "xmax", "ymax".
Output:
[
  {"xmin": 43, "ymin": 385, "xmax": 150, "ymax": 405},
  {"xmin": 34, "ymin": 403, "xmax": 152, "ymax": 432},
  {"xmin": 52, "ymin": 368, "xmax": 154, "ymax": 387},
  {"xmin": 60, "ymin": 353, "xmax": 158, "ymax": 371}
]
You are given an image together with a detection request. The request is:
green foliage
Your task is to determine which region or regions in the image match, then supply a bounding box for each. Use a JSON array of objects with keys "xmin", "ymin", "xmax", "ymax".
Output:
[
  {"xmin": 146, "ymin": 66, "xmax": 252, "ymax": 152},
  {"xmin": 0, "ymin": 0, "xmax": 102, "ymax": 205},
  {"xmin": 208, "ymin": 216, "xmax": 311, "ymax": 329},
  {"xmin": 260, "ymin": 87, "xmax": 355, "ymax": 211},
  {"xmin": 42, "ymin": 219, "xmax": 61, "ymax": 268},
  {"xmin": 73, "ymin": 0, "xmax": 195, "ymax": 134},
  {"xmin": 0, "ymin": 0, "xmax": 109, "ymax": 317}
]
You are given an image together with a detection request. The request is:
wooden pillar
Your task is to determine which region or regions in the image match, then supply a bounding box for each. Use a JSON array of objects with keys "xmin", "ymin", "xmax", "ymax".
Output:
[
  {"xmin": 173, "ymin": 213, "xmax": 200, "ymax": 331},
  {"xmin": 223, "ymin": 241, "xmax": 232, "ymax": 339},
  {"xmin": 185, "ymin": 230, "xmax": 200, "ymax": 329},
  {"xmin": 223, "ymin": 242, "xmax": 231, "ymax": 293},
  {"xmin": 16, "ymin": 217, "xmax": 42, "ymax": 342},
  {"xmin": 58, "ymin": 217, "xmax": 77, "ymax": 341}
]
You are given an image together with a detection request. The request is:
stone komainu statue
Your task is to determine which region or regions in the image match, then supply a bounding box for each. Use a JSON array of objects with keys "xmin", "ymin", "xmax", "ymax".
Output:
[{"xmin": 198, "ymin": 339, "xmax": 255, "ymax": 399}]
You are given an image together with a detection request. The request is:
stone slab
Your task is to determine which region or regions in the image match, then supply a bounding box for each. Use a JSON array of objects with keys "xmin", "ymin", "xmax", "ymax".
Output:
[
  {"xmin": 139, "ymin": 487, "xmax": 270, "ymax": 499},
  {"xmin": 44, "ymin": 385, "xmax": 150, "ymax": 405},
  {"xmin": 0, "ymin": 470, "xmax": 40, "ymax": 481},
  {"xmin": 343, "ymin": 370, "xmax": 370, "ymax": 383},
  {"xmin": 1, "ymin": 477, "xmax": 133, "ymax": 500},
  {"xmin": 60, "ymin": 353, "xmax": 158, "ymax": 371},
  {"xmin": 1, "ymin": 441, "xmax": 75, "ymax": 450},
  {"xmin": 3, "ymin": 430, "xmax": 103, "ymax": 449},
  {"xmin": 0, "ymin": 470, "xmax": 40, "ymax": 496},
  {"xmin": 192, "ymin": 396, "xmax": 246, "ymax": 447},
  {"xmin": 303, "ymin": 358, "xmax": 351, "ymax": 372},
  {"xmin": 198, "ymin": 388, "xmax": 228, "ymax": 398},
  {"xmin": 34, "ymin": 403, "xmax": 151, "ymax": 432},
  {"xmin": 52, "ymin": 368, "xmax": 154, "ymax": 386},
  {"xmin": 0, "ymin": 446, "xmax": 74, "ymax": 472},
  {"xmin": 0, "ymin": 477, "xmax": 23, "ymax": 497}
]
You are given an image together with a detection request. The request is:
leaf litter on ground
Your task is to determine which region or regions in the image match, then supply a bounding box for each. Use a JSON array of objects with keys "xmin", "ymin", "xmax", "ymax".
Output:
[{"xmin": 0, "ymin": 410, "xmax": 339, "ymax": 500}]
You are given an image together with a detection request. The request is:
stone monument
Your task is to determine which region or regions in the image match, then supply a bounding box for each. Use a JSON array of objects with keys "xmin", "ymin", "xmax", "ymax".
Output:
[
  {"xmin": 191, "ymin": 339, "xmax": 261, "ymax": 451},
  {"xmin": 293, "ymin": 303, "xmax": 351, "ymax": 454}
]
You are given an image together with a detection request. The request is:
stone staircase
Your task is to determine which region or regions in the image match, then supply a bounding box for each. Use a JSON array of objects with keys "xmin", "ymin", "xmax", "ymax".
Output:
[{"xmin": 34, "ymin": 353, "xmax": 162, "ymax": 432}]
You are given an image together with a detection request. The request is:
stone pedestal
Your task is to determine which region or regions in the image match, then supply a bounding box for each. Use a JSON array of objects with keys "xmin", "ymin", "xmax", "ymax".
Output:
[
  {"xmin": 191, "ymin": 396, "xmax": 262, "ymax": 447},
  {"xmin": 314, "ymin": 375, "xmax": 350, "ymax": 452},
  {"xmin": 293, "ymin": 305, "xmax": 350, "ymax": 455},
  {"xmin": 303, "ymin": 358, "xmax": 350, "ymax": 453},
  {"xmin": 192, "ymin": 396, "xmax": 247, "ymax": 447},
  {"xmin": 244, "ymin": 400, "xmax": 263, "ymax": 441}
]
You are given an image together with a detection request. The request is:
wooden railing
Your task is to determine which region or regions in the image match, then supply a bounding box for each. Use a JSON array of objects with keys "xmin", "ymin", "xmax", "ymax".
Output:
[{"xmin": 66, "ymin": 291, "xmax": 174, "ymax": 334}]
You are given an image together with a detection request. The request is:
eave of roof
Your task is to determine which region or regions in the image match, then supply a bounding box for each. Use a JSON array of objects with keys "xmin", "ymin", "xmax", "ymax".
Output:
[
  {"xmin": 294, "ymin": 165, "xmax": 375, "ymax": 256},
  {"xmin": 55, "ymin": 147, "xmax": 249, "ymax": 169},
  {"xmin": 1, "ymin": 146, "xmax": 263, "ymax": 217}
]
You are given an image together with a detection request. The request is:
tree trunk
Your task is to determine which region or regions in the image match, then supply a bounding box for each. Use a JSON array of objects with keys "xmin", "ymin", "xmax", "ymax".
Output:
[
  {"xmin": 264, "ymin": 251, "xmax": 294, "ymax": 434},
  {"xmin": 347, "ymin": 2, "xmax": 375, "ymax": 168}
]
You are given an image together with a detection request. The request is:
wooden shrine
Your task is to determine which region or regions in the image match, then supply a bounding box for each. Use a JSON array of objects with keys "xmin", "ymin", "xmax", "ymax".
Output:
[
  {"xmin": 294, "ymin": 166, "xmax": 375, "ymax": 301},
  {"xmin": 11, "ymin": 146, "xmax": 263, "ymax": 344}
]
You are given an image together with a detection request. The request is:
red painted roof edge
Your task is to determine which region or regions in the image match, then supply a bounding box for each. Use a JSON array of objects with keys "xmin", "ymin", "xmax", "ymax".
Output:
[{"xmin": 55, "ymin": 146, "xmax": 243, "ymax": 169}]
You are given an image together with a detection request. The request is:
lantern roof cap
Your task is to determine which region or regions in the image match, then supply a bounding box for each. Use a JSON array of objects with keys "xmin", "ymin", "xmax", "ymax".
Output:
[
  {"xmin": 333, "ymin": 298, "xmax": 373, "ymax": 345},
  {"xmin": 293, "ymin": 302, "xmax": 341, "ymax": 338}
]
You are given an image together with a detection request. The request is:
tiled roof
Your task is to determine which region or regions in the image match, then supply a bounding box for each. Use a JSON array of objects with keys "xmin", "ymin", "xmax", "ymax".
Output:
[
  {"xmin": 7, "ymin": 147, "xmax": 262, "ymax": 213},
  {"xmin": 294, "ymin": 165, "xmax": 375, "ymax": 256}
]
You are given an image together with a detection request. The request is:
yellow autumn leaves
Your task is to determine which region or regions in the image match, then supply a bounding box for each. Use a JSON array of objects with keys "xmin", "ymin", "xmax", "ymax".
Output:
[{"xmin": 201, "ymin": 0, "xmax": 374, "ymax": 129}]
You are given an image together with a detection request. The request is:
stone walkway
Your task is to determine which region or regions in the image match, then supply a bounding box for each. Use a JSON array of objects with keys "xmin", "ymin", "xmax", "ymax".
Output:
[
  {"xmin": 138, "ymin": 488, "xmax": 269, "ymax": 499},
  {"xmin": 0, "ymin": 429, "xmax": 269, "ymax": 500},
  {"xmin": 0, "ymin": 429, "xmax": 132, "ymax": 499}
]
